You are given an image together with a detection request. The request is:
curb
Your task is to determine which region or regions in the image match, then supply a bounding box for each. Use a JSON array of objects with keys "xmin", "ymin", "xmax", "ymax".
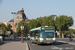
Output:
[
  {"xmin": 27, "ymin": 43, "xmax": 30, "ymax": 50},
  {"xmin": 57, "ymin": 40, "xmax": 75, "ymax": 45}
]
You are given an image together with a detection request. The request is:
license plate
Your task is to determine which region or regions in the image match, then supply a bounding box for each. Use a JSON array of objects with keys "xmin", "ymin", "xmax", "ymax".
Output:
[
  {"xmin": 46, "ymin": 38, "xmax": 51, "ymax": 40},
  {"xmin": 48, "ymin": 38, "xmax": 50, "ymax": 40}
]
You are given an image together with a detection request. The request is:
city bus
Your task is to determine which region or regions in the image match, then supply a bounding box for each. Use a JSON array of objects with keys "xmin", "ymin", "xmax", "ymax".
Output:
[{"xmin": 29, "ymin": 26, "xmax": 56, "ymax": 44}]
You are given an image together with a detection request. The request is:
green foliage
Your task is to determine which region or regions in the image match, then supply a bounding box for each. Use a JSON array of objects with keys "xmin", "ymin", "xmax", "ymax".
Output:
[
  {"xmin": 55, "ymin": 15, "xmax": 73, "ymax": 32},
  {"xmin": 29, "ymin": 19, "xmax": 37, "ymax": 29},
  {"xmin": 29, "ymin": 15, "xmax": 56, "ymax": 29},
  {"xmin": 55, "ymin": 15, "xmax": 73, "ymax": 38},
  {"xmin": 16, "ymin": 21, "xmax": 30, "ymax": 37},
  {"xmin": 0, "ymin": 27, "xmax": 6, "ymax": 33},
  {"xmin": 0, "ymin": 23, "xmax": 7, "ymax": 33},
  {"xmin": 37, "ymin": 17, "xmax": 45, "ymax": 26},
  {"xmin": 0, "ymin": 23, "xmax": 6, "ymax": 27},
  {"xmin": 64, "ymin": 28, "xmax": 75, "ymax": 35},
  {"xmin": 45, "ymin": 15, "xmax": 55, "ymax": 26},
  {"xmin": 6, "ymin": 24, "xmax": 13, "ymax": 34}
]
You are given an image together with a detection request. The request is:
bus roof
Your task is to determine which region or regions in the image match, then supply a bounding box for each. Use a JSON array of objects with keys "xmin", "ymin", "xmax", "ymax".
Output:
[
  {"xmin": 30, "ymin": 27, "xmax": 41, "ymax": 31},
  {"xmin": 30, "ymin": 26, "xmax": 55, "ymax": 32}
]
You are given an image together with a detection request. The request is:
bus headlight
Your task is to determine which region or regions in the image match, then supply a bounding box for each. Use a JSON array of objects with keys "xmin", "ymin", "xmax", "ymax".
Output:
[
  {"xmin": 40, "ymin": 38, "xmax": 44, "ymax": 40},
  {"xmin": 53, "ymin": 38, "xmax": 55, "ymax": 40}
]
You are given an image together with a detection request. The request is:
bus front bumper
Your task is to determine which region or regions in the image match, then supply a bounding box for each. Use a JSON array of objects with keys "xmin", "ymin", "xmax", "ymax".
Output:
[{"xmin": 40, "ymin": 40, "xmax": 56, "ymax": 44}]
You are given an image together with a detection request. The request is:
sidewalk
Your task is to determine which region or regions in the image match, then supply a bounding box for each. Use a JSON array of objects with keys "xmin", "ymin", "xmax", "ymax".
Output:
[{"xmin": 0, "ymin": 41, "xmax": 28, "ymax": 50}]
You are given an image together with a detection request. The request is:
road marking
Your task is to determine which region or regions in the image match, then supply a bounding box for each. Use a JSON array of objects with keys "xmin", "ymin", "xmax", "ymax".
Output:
[
  {"xmin": 53, "ymin": 46, "xmax": 64, "ymax": 50},
  {"xmin": 57, "ymin": 40, "xmax": 75, "ymax": 45}
]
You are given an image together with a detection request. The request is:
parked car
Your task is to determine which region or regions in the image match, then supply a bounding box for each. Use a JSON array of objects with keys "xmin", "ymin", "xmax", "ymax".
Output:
[
  {"xmin": 10, "ymin": 35, "xmax": 16, "ymax": 39},
  {"xmin": 0, "ymin": 36, "xmax": 3, "ymax": 43}
]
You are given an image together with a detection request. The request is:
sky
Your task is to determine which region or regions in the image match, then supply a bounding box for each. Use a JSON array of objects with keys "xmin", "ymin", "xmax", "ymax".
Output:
[{"xmin": 0, "ymin": 0, "xmax": 75, "ymax": 28}]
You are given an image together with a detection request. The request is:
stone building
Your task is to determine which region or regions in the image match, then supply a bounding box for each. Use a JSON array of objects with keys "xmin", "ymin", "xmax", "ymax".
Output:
[{"xmin": 8, "ymin": 10, "xmax": 30, "ymax": 33}]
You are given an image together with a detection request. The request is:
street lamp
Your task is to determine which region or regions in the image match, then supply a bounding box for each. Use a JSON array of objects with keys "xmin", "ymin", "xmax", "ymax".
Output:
[
  {"xmin": 11, "ymin": 12, "xmax": 16, "ymax": 34},
  {"xmin": 20, "ymin": 8, "xmax": 24, "ymax": 43}
]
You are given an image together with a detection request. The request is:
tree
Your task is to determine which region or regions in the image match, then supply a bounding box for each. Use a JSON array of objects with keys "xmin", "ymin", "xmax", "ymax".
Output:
[
  {"xmin": 55, "ymin": 15, "xmax": 73, "ymax": 38},
  {"xmin": 16, "ymin": 21, "xmax": 29, "ymax": 37},
  {"xmin": 45, "ymin": 15, "xmax": 55, "ymax": 26},
  {"xmin": 36, "ymin": 17, "xmax": 45, "ymax": 26},
  {"xmin": 0, "ymin": 23, "xmax": 7, "ymax": 34},
  {"xmin": 6, "ymin": 24, "xmax": 13, "ymax": 34},
  {"xmin": 0, "ymin": 23, "xmax": 6, "ymax": 28},
  {"xmin": 29, "ymin": 15, "xmax": 56, "ymax": 28},
  {"xmin": 0, "ymin": 27, "xmax": 6, "ymax": 33},
  {"xmin": 29, "ymin": 19, "xmax": 37, "ymax": 29}
]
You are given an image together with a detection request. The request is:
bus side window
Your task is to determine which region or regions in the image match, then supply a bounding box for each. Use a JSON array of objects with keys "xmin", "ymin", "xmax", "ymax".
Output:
[
  {"xmin": 32, "ymin": 32, "xmax": 35, "ymax": 37},
  {"xmin": 38, "ymin": 30, "xmax": 40, "ymax": 37},
  {"xmin": 35, "ymin": 30, "xmax": 38, "ymax": 36},
  {"xmin": 30, "ymin": 31, "xmax": 33, "ymax": 37}
]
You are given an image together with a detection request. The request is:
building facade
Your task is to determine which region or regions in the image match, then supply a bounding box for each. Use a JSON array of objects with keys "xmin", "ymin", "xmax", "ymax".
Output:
[{"xmin": 8, "ymin": 10, "xmax": 30, "ymax": 33}]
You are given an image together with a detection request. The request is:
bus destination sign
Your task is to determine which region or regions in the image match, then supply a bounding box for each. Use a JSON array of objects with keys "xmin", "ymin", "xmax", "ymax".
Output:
[{"xmin": 45, "ymin": 27, "xmax": 54, "ymax": 30}]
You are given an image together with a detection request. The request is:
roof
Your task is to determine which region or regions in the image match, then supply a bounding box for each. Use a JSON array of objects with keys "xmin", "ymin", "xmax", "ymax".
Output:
[
  {"xmin": 9, "ymin": 19, "xmax": 14, "ymax": 22},
  {"xmin": 30, "ymin": 27, "xmax": 41, "ymax": 31},
  {"xmin": 16, "ymin": 10, "xmax": 26, "ymax": 21},
  {"xmin": 30, "ymin": 26, "xmax": 55, "ymax": 31}
]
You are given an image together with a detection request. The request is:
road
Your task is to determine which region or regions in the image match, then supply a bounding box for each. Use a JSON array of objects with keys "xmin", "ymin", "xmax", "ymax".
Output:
[
  {"xmin": 26, "ymin": 38, "xmax": 75, "ymax": 50},
  {"xmin": 56, "ymin": 38, "xmax": 75, "ymax": 42},
  {"xmin": 0, "ymin": 38, "xmax": 75, "ymax": 50}
]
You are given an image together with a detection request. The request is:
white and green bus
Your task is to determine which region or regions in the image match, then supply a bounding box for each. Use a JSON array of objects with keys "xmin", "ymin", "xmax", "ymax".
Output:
[{"xmin": 29, "ymin": 26, "xmax": 56, "ymax": 44}]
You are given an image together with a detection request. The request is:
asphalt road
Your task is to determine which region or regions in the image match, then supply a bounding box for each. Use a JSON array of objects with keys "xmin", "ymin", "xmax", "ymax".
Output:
[
  {"xmin": 1, "ymin": 38, "xmax": 75, "ymax": 50},
  {"xmin": 26, "ymin": 39, "xmax": 75, "ymax": 50},
  {"xmin": 56, "ymin": 38, "xmax": 75, "ymax": 43}
]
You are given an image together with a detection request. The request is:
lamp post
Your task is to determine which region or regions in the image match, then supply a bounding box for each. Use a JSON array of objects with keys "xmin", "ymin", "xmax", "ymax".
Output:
[
  {"xmin": 20, "ymin": 8, "xmax": 24, "ymax": 43},
  {"xmin": 11, "ymin": 12, "xmax": 16, "ymax": 34}
]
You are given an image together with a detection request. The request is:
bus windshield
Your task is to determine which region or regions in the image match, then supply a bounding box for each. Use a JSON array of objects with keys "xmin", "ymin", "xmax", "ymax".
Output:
[{"xmin": 40, "ymin": 31, "xmax": 54, "ymax": 38}]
